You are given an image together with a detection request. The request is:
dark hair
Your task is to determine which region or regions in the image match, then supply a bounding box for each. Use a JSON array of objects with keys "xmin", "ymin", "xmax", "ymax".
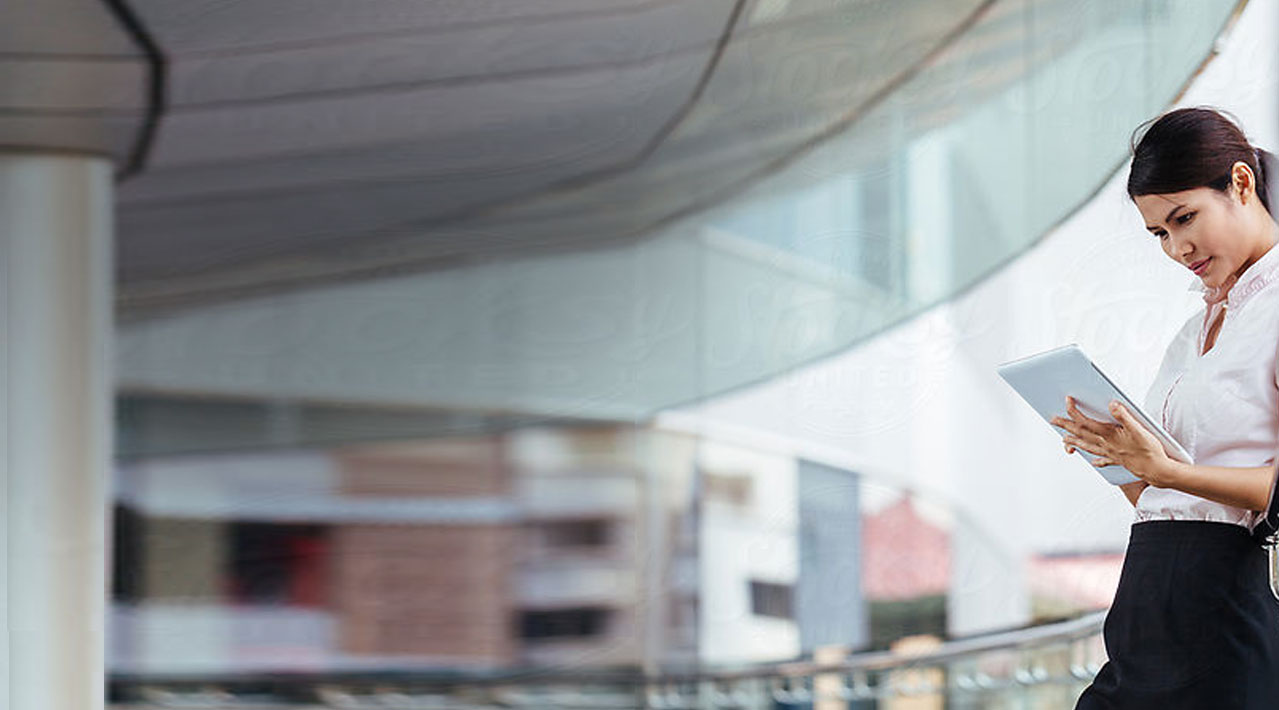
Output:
[{"xmin": 1128, "ymin": 107, "xmax": 1277, "ymax": 215}]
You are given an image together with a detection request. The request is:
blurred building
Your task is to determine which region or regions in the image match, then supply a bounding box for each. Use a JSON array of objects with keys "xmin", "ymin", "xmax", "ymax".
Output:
[
  {"xmin": 109, "ymin": 421, "xmax": 1018, "ymax": 676},
  {"xmin": 110, "ymin": 427, "xmax": 687, "ymax": 673}
]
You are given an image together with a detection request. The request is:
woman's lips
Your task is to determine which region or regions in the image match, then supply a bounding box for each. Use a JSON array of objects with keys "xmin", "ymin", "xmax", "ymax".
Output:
[{"xmin": 1191, "ymin": 257, "xmax": 1212, "ymax": 276}]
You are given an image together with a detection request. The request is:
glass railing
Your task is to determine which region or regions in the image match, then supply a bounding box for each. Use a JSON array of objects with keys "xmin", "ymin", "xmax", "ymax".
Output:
[{"xmin": 109, "ymin": 611, "xmax": 1106, "ymax": 709}]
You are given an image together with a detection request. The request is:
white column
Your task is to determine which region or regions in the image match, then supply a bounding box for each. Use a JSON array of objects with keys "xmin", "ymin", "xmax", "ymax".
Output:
[{"xmin": 1, "ymin": 153, "xmax": 114, "ymax": 710}]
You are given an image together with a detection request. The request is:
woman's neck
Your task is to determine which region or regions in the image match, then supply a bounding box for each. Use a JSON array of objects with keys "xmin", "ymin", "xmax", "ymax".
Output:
[{"xmin": 1233, "ymin": 215, "xmax": 1279, "ymax": 280}]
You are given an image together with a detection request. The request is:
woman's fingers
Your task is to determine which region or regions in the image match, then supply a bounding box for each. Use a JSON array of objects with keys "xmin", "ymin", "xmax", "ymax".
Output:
[
  {"xmin": 1055, "ymin": 399, "xmax": 1151, "ymax": 465},
  {"xmin": 1108, "ymin": 401, "xmax": 1165, "ymax": 453},
  {"xmin": 1051, "ymin": 416, "xmax": 1079, "ymax": 435},
  {"xmin": 1063, "ymin": 435, "xmax": 1105, "ymax": 458},
  {"xmin": 1109, "ymin": 402, "xmax": 1147, "ymax": 436},
  {"xmin": 1066, "ymin": 397, "xmax": 1110, "ymax": 434},
  {"xmin": 1052, "ymin": 414, "xmax": 1096, "ymax": 438},
  {"xmin": 1054, "ymin": 417, "xmax": 1106, "ymax": 451}
]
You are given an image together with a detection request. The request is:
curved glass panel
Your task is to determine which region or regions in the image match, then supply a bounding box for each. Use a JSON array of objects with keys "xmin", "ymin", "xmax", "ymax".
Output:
[{"xmin": 118, "ymin": 0, "xmax": 1241, "ymax": 423}]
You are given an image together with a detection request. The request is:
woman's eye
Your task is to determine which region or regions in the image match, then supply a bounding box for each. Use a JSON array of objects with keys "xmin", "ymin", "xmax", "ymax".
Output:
[
  {"xmin": 1177, "ymin": 212, "xmax": 1195, "ymax": 225},
  {"xmin": 1153, "ymin": 230, "xmax": 1168, "ymax": 240}
]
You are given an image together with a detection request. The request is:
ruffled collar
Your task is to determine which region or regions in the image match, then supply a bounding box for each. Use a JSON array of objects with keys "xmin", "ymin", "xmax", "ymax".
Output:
[{"xmin": 1188, "ymin": 240, "xmax": 1279, "ymax": 308}]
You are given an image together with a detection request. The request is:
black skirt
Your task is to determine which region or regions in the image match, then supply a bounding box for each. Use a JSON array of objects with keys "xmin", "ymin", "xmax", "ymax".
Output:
[{"xmin": 1075, "ymin": 520, "xmax": 1279, "ymax": 709}]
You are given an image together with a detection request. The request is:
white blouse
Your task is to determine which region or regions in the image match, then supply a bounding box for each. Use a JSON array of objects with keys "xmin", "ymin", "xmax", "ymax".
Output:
[{"xmin": 1137, "ymin": 241, "xmax": 1279, "ymax": 528}]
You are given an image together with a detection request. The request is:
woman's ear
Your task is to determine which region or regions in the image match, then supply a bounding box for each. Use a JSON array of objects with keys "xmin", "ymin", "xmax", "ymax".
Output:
[{"xmin": 1232, "ymin": 160, "xmax": 1257, "ymax": 204}]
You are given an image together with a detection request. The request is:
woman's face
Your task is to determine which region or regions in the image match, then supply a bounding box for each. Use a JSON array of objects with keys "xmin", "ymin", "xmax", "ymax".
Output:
[{"xmin": 1134, "ymin": 170, "xmax": 1265, "ymax": 291}]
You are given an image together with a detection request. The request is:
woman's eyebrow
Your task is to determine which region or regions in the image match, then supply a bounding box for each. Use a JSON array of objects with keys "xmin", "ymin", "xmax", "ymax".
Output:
[{"xmin": 1147, "ymin": 203, "xmax": 1188, "ymax": 231}]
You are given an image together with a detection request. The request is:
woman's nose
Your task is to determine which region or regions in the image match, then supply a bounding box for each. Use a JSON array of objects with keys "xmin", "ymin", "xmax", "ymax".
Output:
[{"xmin": 1169, "ymin": 231, "xmax": 1195, "ymax": 258}]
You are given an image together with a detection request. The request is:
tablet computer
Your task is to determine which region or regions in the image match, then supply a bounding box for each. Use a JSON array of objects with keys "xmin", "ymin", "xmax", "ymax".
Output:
[{"xmin": 997, "ymin": 344, "xmax": 1192, "ymax": 486}]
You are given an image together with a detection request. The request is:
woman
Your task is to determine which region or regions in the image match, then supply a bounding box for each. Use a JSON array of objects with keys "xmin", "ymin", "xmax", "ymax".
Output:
[{"xmin": 1055, "ymin": 107, "xmax": 1279, "ymax": 709}]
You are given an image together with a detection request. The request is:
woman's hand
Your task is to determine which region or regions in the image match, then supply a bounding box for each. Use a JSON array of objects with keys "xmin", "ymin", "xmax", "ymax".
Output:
[{"xmin": 1051, "ymin": 397, "xmax": 1177, "ymax": 487}]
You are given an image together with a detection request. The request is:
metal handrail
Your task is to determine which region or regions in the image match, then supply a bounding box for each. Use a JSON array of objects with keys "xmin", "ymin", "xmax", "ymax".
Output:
[{"xmin": 653, "ymin": 610, "xmax": 1105, "ymax": 684}]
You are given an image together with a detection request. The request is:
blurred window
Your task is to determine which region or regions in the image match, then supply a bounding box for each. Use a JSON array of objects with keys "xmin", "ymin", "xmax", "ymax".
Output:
[
  {"xmin": 111, "ymin": 505, "xmax": 144, "ymax": 603},
  {"xmin": 519, "ymin": 607, "xmax": 610, "ymax": 639},
  {"xmin": 704, "ymin": 472, "xmax": 753, "ymax": 506},
  {"xmin": 540, "ymin": 519, "xmax": 611, "ymax": 548},
  {"xmin": 750, "ymin": 580, "xmax": 794, "ymax": 619},
  {"xmin": 226, "ymin": 523, "xmax": 330, "ymax": 607}
]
